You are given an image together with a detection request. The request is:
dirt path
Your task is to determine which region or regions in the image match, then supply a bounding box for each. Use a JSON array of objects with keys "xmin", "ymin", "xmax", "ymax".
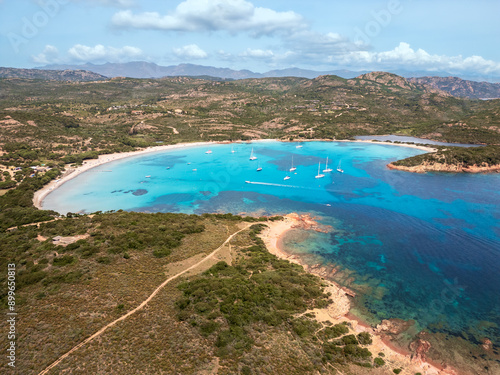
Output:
[
  {"xmin": 6, "ymin": 218, "xmax": 60, "ymax": 231},
  {"xmin": 38, "ymin": 223, "xmax": 252, "ymax": 375}
]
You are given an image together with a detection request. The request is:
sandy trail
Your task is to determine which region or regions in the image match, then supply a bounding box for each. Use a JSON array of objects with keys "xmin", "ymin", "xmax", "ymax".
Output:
[{"xmin": 38, "ymin": 223, "xmax": 252, "ymax": 375}]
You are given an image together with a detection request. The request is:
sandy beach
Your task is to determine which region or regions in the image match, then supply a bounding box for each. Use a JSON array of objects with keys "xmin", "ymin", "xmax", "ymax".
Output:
[
  {"xmin": 260, "ymin": 214, "xmax": 457, "ymax": 375},
  {"xmin": 32, "ymin": 141, "xmax": 216, "ymax": 209},
  {"xmin": 33, "ymin": 138, "xmax": 436, "ymax": 210}
]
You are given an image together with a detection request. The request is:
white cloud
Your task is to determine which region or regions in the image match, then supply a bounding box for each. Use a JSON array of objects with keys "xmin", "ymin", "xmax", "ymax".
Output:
[
  {"xmin": 32, "ymin": 44, "xmax": 143, "ymax": 64},
  {"xmin": 67, "ymin": 44, "xmax": 143, "ymax": 62},
  {"xmin": 32, "ymin": 45, "xmax": 61, "ymax": 64},
  {"xmin": 338, "ymin": 42, "xmax": 500, "ymax": 75},
  {"xmin": 69, "ymin": 0, "xmax": 136, "ymax": 7},
  {"xmin": 240, "ymin": 48, "xmax": 274, "ymax": 59},
  {"xmin": 111, "ymin": 0, "xmax": 305, "ymax": 36},
  {"xmin": 173, "ymin": 44, "xmax": 208, "ymax": 59},
  {"xmin": 285, "ymin": 30, "xmax": 362, "ymax": 56}
]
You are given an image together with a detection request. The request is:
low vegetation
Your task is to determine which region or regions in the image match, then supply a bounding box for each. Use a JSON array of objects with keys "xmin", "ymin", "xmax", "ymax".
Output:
[{"xmin": 392, "ymin": 145, "xmax": 500, "ymax": 168}]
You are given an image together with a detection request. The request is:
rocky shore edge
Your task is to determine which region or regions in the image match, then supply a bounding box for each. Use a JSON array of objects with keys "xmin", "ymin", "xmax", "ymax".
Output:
[
  {"xmin": 260, "ymin": 214, "xmax": 459, "ymax": 375},
  {"xmin": 387, "ymin": 161, "xmax": 500, "ymax": 173}
]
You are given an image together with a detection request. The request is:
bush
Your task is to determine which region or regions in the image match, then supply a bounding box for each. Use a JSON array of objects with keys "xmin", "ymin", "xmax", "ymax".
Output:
[
  {"xmin": 341, "ymin": 334, "xmax": 359, "ymax": 345},
  {"xmin": 97, "ymin": 256, "xmax": 111, "ymax": 264},
  {"xmin": 52, "ymin": 255, "xmax": 75, "ymax": 266},
  {"xmin": 374, "ymin": 357, "xmax": 385, "ymax": 367},
  {"xmin": 153, "ymin": 247, "xmax": 172, "ymax": 258},
  {"xmin": 200, "ymin": 321, "xmax": 220, "ymax": 337},
  {"xmin": 357, "ymin": 332, "xmax": 373, "ymax": 345},
  {"xmin": 393, "ymin": 369, "xmax": 402, "ymax": 374}
]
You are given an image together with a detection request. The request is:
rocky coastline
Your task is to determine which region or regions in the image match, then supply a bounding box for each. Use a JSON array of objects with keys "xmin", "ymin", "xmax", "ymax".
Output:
[
  {"xmin": 259, "ymin": 214, "xmax": 458, "ymax": 375},
  {"xmin": 387, "ymin": 161, "xmax": 500, "ymax": 173}
]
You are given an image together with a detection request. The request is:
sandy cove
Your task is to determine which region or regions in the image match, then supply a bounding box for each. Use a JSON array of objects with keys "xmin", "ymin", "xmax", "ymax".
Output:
[
  {"xmin": 260, "ymin": 214, "xmax": 458, "ymax": 375},
  {"xmin": 32, "ymin": 141, "xmax": 216, "ymax": 209},
  {"xmin": 32, "ymin": 138, "xmax": 436, "ymax": 210}
]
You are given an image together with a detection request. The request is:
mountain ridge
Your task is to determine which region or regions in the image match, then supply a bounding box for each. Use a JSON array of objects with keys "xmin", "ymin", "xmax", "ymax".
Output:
[
  {"xmin": 0, "ymin": 67, "xmax": 107, "ymax": 82},
  {"xmin": 408, "ymin": 76, "xmax": 500, "ymax": 99},
  {"xmin": 3, "ymin": 62, "xmax": 500, "ymax": 99}
]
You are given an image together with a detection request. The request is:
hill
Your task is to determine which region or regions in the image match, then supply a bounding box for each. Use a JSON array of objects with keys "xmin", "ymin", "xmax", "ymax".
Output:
[
  {"xmin": 0, "ymin": 72, "xmax": 499, "ymax": 175},
  {"xmin": 0, "ymin": 67, "xmax": 107, "ymax": 81},
  {"xmin": 409, "ymin": 76, "xmax": 500, "ymax": 99}
]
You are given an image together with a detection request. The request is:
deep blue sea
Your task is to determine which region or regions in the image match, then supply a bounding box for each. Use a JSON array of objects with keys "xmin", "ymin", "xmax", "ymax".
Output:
[{"xmin": 43, "ymin": 141, "xmax": 500, "ymax": 351}]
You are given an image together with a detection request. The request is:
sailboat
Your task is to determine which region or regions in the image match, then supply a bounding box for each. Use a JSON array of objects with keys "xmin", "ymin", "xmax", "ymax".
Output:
[
  {"xmin": 231, "ymin": 145, "xmax": 236, "ymax": 153},
  {"xmin": 256, "ymin": 162, "xmax": 262, "ymax": 171},
  {"xmin": 289, "ymin": 156, "xmax": 297, "ymax": 172},
  {"xmin": 337, "ymin": 160, "xmax": 344, "ymax": 173},
  {"xmin": 284, "ymin": 172, "xmax": 291, "ymax": 180},
  {"xmin": 315, "ymin": 162, "xmax": 325, "ymax": 179},
  {"xmin": 323, "ymin": 157, "xmax": 333, "ymax": 173},
  {"xmin": 249, "ymin": 148, "xmax": 257, "ymax": 161}
]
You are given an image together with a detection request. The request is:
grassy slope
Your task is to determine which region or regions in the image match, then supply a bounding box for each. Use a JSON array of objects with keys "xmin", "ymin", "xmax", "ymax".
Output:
[{"xmin": 1, "ymin": 216, "xmax": 386, "ymax": 374}]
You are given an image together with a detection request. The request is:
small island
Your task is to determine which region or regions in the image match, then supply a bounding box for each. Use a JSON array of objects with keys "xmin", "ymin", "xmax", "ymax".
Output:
[{"xmin": 388, "ymin": 145, "xmax": 500, "ymax": 173}]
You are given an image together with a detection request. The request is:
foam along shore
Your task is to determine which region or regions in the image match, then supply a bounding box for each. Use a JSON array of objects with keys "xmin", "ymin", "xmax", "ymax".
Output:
[
  {"xmin": 33, "ymin": 141, "xmax": 215, "ymax": 209},
  {"xmin": 33, "ymin": 138, "xmax": 436, "ymax": 210},
  {"xmin": 260, "ymin": 214, "xmax": 458, "ymax": 375}
]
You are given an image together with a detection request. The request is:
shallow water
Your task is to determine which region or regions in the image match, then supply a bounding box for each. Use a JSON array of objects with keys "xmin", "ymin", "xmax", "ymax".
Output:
[{"xmin": 44, "ymin": 141, "xmax": 500, "ymax": 357}]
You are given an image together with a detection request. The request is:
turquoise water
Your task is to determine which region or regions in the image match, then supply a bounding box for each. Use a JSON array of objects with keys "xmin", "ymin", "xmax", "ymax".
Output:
[{"xmin": 43, "ymin": 141, "xmax": 500, "ymax": 350}]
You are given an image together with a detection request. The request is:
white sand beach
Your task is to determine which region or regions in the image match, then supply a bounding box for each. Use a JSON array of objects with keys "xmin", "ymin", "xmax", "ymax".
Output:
[{"xmin": 32, "ymin": 141, "xmax": 215, "ymax": 209}]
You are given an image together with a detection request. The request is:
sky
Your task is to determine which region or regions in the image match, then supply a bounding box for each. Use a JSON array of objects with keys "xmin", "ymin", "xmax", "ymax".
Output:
[{"xmin": 1, "ymin": 0, "xmax": 500, "ymax": 80}]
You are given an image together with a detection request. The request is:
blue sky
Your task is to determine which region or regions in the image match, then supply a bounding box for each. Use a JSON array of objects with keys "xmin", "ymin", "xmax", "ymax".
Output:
[{"xmin": 1, "ymin": 0, "xmax": 500, "ymax": 79}]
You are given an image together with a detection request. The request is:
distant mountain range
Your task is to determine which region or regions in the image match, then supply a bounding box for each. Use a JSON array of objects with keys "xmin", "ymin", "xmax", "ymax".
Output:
[
  {"xmin": 1, "ymin": 62, "xmax": 499, "ymax": 99},
  {"xmin": 37, "ymin": 61, "xmax": 367, "ymax": 80},
  {"xmin": 38, "ymin": 61, "xmax": 500, "ymax": 83},
  {"xmin": 0, "ymin": 67, "xmax": 107, "ymax": 82}
]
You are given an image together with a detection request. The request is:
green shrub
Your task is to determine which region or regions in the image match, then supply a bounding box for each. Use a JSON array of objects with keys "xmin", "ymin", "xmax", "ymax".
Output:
[
  {"xmin": 52, "ymin": 255, "xmax": 75, "ymax": 266},
  {"xmin": 357, "ymin": 332, "xmax": 373, "ymax": 345},
  {"xmin": 393, "ymin": 369, "xmax": 402, "ymax": 374},
  {"xmin": 374, "ymin": 357, "xmax": 385, "ymax": 367},
  {"xmin": 341, "ymin": 334, "xmax": 359, "ymax": 345},
  {"xmin": 153, "ymin": 247, "xmax": 172, "ymax": 258},
  {"xmin": 200, "ymin": 321, "xmax": 220, "ymax": 337},
  {"xmin": 96, "ymin": 256, "xmax": 111, "ymax": 264}
]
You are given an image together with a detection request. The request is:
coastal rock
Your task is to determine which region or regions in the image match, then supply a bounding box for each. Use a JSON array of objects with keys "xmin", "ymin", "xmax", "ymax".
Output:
[
  {"xmin": 409, "ymin": 333, "xmax": 432, "ymax": 363},
  {"xmin": 481, "ymin": 338, "xmax": 492, "ymax": 351},
  {"xmin": 388, "ymin": 161, "xmax": 500, "ymax": 174},
  {"xmin": 341, "ymin": 287, "xmax": 356, "ymax": 298},
  {"xmin": 375, "ymin": 318, "xmax": 414, "ymax": 336},
  {"xmin": 288, "ymin": 213, "xmax": 332, "ymax": 233}
]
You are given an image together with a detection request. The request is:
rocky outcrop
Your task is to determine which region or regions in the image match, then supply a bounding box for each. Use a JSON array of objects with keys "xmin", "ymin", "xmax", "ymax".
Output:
[
  {"xmin": 287, "ymin": 213, "xmax": 332, "ymax": 233},
  {"xmin": 375, "ymin": 318, "xmax": 415, "ymax": 337},
  {"xmin": 481, "ymin": 338, "xmax": 493, "ymax": 351},
  {"xmin": 355, "ymin": 71, "xmax": 420, "ymax": 91},
  {"xmin": 388, "ymin": 161, "xmax": 500, "ymax": 173},
  {"xmin": 409, "ymin": 332, "xmax": 432, "ymax": 363}
]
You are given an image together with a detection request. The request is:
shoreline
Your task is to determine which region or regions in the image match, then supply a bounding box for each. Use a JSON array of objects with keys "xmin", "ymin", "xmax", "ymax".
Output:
[
  {"xmin": 388, "ymin": 162, "xmax": 500, "ymax": 174},
  {"xmin": 259, "ymin": 214, "xmax": 458, "ymax": 375},
  {"xmin": 33, "ymin": 141, "xmax": 216, "ymax": 209},
  {"xmin": 33, "ymin": 138, "xmax": 435, "ymax": 210}
]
